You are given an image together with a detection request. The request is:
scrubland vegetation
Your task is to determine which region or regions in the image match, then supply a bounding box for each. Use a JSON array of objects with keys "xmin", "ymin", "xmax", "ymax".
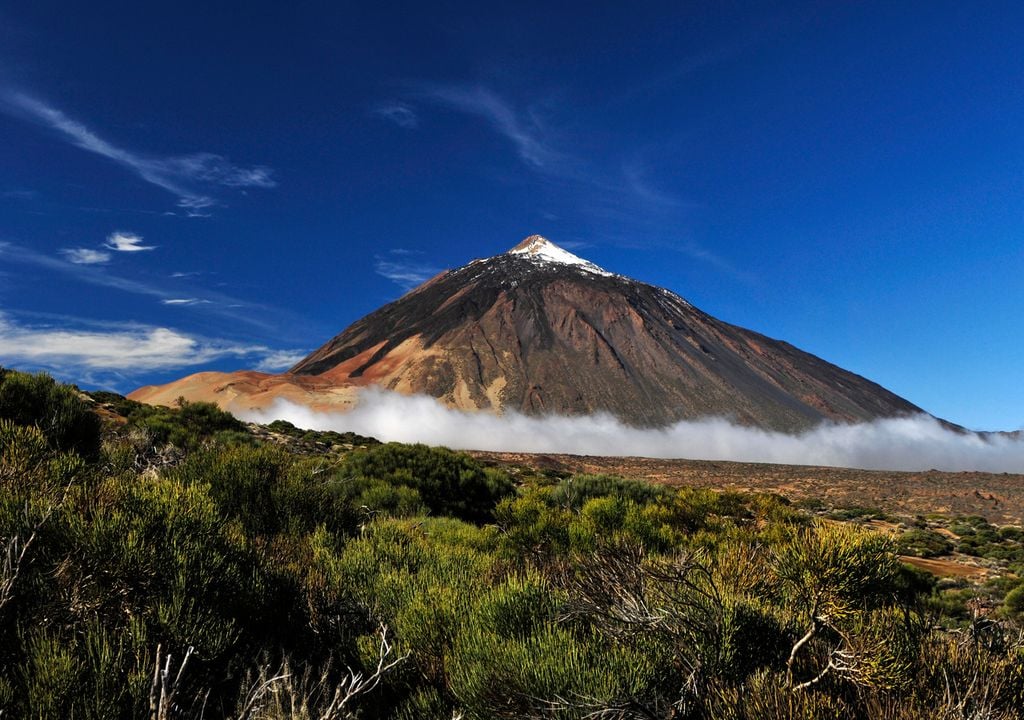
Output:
[{"xmin": 1, "ymin": 367, "xmax": 1023, "ymax": 719}]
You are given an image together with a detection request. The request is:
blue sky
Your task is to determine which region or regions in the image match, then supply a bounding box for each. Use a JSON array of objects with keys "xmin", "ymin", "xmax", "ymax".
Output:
[{"xmin": 0, "ymin": 1, "xmax": 1021, "ymax": 431}]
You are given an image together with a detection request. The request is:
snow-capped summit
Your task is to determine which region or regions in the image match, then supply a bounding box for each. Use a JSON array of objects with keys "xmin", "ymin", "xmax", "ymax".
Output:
[{"xmin": 506, "ymin": 235, "xmax": 612, "ymax": 276}]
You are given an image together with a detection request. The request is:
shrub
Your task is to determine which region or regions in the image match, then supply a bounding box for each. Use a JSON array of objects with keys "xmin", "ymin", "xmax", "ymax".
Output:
[
  {"xmin": 1005, "ymin": 584, "xmax": 1024, "ymax": 618},
  {"xmin": 545, "ymin": 473, "xmax": 673, "ymax": 509},
  {"xmin": 0, "ymin": 368, "xmax": 101, "ymax": 458},
  {"xmin": 897, "ymin": 528, "xmax": 954, "ymax": 558},
  {"xmin": 167, "ymin": 444, "xmax": 289, "ymax": 535},
  {"xmin": 339, "ymin": 443, "xmax": 514, "ymax": 523},
  {"xmin": 128, "ymin": 399, "xmax": 246, "ymax": 450}
]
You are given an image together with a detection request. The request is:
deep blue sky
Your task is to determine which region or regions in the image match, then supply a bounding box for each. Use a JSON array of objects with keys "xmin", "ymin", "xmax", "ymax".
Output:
[{"xmin": 1, "ymin": 1, "xmax": 1021, "ymax": 431}]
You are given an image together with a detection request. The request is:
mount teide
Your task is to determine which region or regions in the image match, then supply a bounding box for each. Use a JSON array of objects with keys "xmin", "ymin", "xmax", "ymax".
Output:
[{"xmin": 130, "ymin": 235, "xmax": 923, "ymax": 431}]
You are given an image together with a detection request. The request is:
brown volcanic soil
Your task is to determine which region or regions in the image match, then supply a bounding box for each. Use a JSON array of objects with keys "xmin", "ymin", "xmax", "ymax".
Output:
[
  {"xmin": 129, "ymin": 370, "xmax": 361, "ymax": 412},
  {"xmin": 468, "ymin": 451, "xmax": 1024, "ymax": 525}
]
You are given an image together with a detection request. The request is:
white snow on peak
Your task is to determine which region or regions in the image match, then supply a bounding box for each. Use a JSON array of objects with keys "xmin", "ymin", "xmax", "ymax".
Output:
[{"xmin": 506, "ymin": 235, "xmax": 612, "ymax": 276}]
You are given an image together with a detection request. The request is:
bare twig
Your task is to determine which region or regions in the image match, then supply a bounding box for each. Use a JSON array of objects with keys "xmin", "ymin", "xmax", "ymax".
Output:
[
  {"xmin": 149, "ymin": 644, "xmax": 196, "ymax": 720},
  {"xmin": 234, "ymin": 624, "xmax": 408, "ymax": 720}
]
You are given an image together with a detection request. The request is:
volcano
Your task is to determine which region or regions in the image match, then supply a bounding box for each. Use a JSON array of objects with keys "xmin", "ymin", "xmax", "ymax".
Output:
[{"xmin": 130, "ymin": 235, "xmax": 923, "ymax": 430}]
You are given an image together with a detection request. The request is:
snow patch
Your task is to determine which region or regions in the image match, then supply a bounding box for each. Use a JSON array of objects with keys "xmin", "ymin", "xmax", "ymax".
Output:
[{"xmin": 507, "ymin": 235, "xmax": 613, "ymax": 276}]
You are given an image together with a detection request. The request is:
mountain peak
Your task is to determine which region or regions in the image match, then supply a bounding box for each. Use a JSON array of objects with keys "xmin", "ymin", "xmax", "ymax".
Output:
[
  {"xmin": 505, "ymin": 234, "xmax": 611, "ymax": 276},
  {"xmin": 508, "ymin": 234, "xmax": 554, "ymax": 253},
  {"xmin": 133, "ymin": 233, "xmax": 924, "ymax": 431}
]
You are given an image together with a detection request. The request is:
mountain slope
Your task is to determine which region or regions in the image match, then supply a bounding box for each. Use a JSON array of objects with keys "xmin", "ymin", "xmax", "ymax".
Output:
[
  {"xmin": 132, "ymin": 235, "xmax": 923, "ymax": 430},
  {"xmin": 289, "ymin": 236, "xmax": 921, "ymax": 429}
]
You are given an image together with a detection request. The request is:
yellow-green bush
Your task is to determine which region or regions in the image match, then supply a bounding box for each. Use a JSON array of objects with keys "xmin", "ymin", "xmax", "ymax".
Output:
[{"xmin": 2, "ymin": 374, "xmax": 1023, "ymax": 719}]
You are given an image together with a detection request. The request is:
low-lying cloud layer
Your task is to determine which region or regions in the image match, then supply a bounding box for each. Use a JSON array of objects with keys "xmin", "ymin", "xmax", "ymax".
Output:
[{"xmin": 242, "ymin": 388, "xmax": 1024, "ymax": 473}]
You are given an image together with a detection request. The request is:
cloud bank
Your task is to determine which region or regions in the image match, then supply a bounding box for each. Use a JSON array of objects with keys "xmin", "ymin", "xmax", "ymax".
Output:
[{"xmin": 242, "ymin": 388, "xmax": 1024, "ymax": 473}]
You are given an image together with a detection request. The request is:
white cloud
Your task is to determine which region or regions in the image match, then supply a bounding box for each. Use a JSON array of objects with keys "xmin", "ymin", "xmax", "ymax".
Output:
[
  {"xmin": 253, "ymin": 350, "xmax": 307, "ymax": 372},
  {"xmin": 60, "ymin": 247, "xmax": 111, "ymax": 265},
  {"xmin": 374, "ymin": 254, "xmax": 441, "ymax": 291},
  {"xmin": 161, "ymin": 298, "xmax": 211, "ymax": 306},
  {"xmin": 0, "ymin": 189, "xmax": 38, "ymax": 200},
  {"xmin": 373, "ymin": 102, "xmax": 419, "ymax": 129},
  {"xmin": 411, "ymin": 84, "xmax": 738, "ymax": 278},
  {"xmin": 104, "ymin": 231, "xmax": 155, "ymax": 252},
  {"xmin": 0, "ymin": 312, "xmax": 303, "ymax": 373},
  {"xmin": 417, "ymin": 85, "xmax": 560, "ymax": 169},
  {"xmin": 0, "ymin": 91, "xmax": 275, "ymax": 214},
  {"xmin": 0, "ymin": 241, "xmax": 297, "ymax": 333},
  {"xmin": 242, "ymin": 388, "xmax": 1024, "ymax": 473}
]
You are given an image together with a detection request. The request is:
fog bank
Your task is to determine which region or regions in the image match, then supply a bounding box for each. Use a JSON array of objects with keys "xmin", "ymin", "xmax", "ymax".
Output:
[{"xmin": 241, "ymin": 388, "xmax": 1024, "ymax": 473}]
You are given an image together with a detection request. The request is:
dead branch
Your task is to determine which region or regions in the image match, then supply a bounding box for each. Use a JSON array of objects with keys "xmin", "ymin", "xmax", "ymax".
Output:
[{"xmin": 150, "ymin": 644, "xmax": 197, "ymax": 720}]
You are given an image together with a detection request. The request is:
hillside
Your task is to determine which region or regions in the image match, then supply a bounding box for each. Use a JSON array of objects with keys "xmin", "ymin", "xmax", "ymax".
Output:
[
  {"xmin": 133, "ymin": 235, "xmax": 924, "ymax": 432},
  {"xmin": 3, "ymin": 369, "xmax": 1024, "ymax": 719}
]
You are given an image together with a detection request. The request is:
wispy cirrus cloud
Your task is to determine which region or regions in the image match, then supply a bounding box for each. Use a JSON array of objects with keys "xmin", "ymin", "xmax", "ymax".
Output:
[
  {"xmin": 253, "ymin": 349, "xmax": 307, "ymax": 372},
  {"xmin": 410, "ymin": 82, "xmax": 748, "ymax": 280},
  {"xmin": 373, "ymin": 102, "xmax": 419, "ymax": 129},
  {"xmin": 0, "ymin": 90, "xmax": 275, "ymax": 215},
  {"xmin": 0, "ymin": 311, "xmax": 304, "ymax": 373},
  {"xmin": 0, "ymin": 241, "xmax": 297, "ymax": 333},
  {"xmin": 0, "ymin": 189, "xmax": 38, "ymax": 201},
  {"xmin": 161, "ymin": 298, "xmax": 211, "ymax": 306},
  {"xmin": 60, "ymin": 247, "xmax": 111, "ymax": 265},
  {"xmin": 374, "ymin": 250, "xmax": 441, "ymax": 291},
  {"xmin": 104, "ymin": 231, "xmax": 155, "ymax": 252},
  {"xmin": 1, "ymin": 240, "xmax": 170, "ymax": 299},
  {"xmin": 415, "ymin": 84, "xmax": 562, "ymax": 170}
]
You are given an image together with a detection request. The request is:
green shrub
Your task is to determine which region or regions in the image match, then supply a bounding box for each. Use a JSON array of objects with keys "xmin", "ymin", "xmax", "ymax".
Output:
[
  {"xmin": 898, "ymin": 528, "xmax": 954, "ymax": 558},
  {"xmin": 4, "ymin": 372, "xmax": 1023, "ymax": 719},
  {"xmin": 545, "ymin": 473, "xmax": 673, "ymax": 509},
  {"xmin": 0, "ymin": 368, "xmax": 101, "ymax": 458},
  {"xmin": 339, "ymin": 443, "xmax": 514, "ymax": 523},
  {"xmin": 129, "ymin": 399, "xmax": 246, "ymax": 450},
  {"xmin": 168, "ymin": 444, "xmax": 288, "ymax": 535},
  {"xmin": 1005, "ymin": 584, "xmax": 1024, "ymax": 617},
  {"xmin": 495, "ymin": 491, "xmax": 572, "ymax": 558},
  {"xmin": 449, "ymin": 621, "xmax": 659, "ymax": 719}
]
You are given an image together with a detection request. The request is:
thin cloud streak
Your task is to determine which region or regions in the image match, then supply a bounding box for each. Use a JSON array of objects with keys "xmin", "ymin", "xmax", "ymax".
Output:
[
  {"xmin": 373, "ymin": 102, "xmax": 419, "ymax": 129},
  {"xmin": 0, "ymin": 241, "xmax": 291, "ymax": 333},
  {"xmin": 60, "ymin": 247, "xmax": 110, "ymax": 265},
  {"xmin": 0, "ymin": 312, "xmax": 303, "ymax": 373},
  {"xmin": 162, "ymin": 298, "xmax": 211, "ymax": 306},
  {"xmin": 245, "ymin": 389, "xmax": 1024, "ymax": 473},
  {"xmin": 253, "ymin": 349, "xmax": 307, "ymax": 372},
  {"xmin": 416, "ymin": 84, "xmax": 562, "ymax": 169},
  {"xmin": 412, "ymin": 83, "xmax": 737, "ymax": 278},
  {"xmin": 0, "ymin": 189, "xmax": 38, "ymax": 200},
  {"xmin": 374, "ymin": 253, "xmax": 441, "ymax": 291},
  {"xmin": 0, "ymin": 90, "xmax": 275, "ymax": 214}
]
